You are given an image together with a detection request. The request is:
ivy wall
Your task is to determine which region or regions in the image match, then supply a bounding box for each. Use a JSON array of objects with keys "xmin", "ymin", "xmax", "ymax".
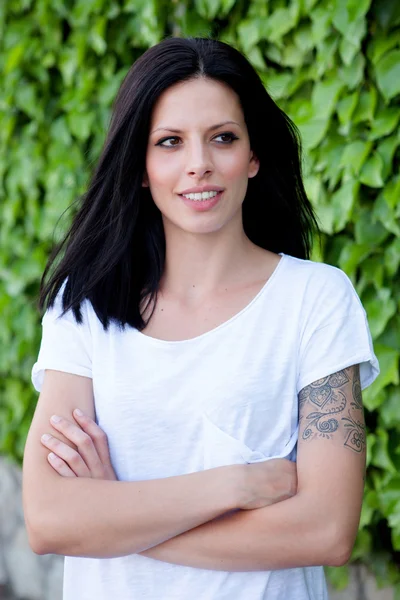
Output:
[{"xmin": 0, "ymin": 0, "xmax": 399, "ymax": 592}]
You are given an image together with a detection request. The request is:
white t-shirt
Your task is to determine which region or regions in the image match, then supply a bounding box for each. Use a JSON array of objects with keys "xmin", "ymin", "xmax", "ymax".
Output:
[{"xmin": 31, "ymin": 253, "xmax": 379, "ymax": 600}]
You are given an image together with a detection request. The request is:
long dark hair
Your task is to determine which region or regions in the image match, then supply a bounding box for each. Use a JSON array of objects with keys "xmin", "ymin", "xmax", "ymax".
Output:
[{"xmin": 39, "ymin": 36, "xmax": 320, "ymax": 331}]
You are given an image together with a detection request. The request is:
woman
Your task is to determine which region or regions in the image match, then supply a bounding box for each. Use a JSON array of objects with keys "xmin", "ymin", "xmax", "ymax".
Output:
[{"xmin": 23, "ymin": 37, "xmax": 379, "ymax": 600}]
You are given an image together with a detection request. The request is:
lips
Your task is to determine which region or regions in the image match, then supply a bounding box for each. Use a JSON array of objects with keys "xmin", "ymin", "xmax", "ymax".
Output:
[
  {"xmin": 180, "ymin": 190, "xmax": 224, "ymax": 211},
  {"xmin": 179, "ymin": 185, "xmax": 224, "ymax": 195}
]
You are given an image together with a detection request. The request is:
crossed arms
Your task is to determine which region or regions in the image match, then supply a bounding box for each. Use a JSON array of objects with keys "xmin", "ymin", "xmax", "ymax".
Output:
[{"xmin": 23, "ymin": 365, "xmax": 366, "ymax": 570}]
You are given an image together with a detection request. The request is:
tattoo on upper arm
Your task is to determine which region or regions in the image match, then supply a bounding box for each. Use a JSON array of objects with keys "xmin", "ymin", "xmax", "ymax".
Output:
[{"xmin": 298, "ymin": 365, "xmax": 366, "ymax": 454}]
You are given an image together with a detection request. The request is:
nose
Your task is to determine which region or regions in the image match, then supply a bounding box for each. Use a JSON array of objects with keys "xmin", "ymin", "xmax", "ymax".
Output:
[{"xmin": 186, "ymin": 142, "xmax": 213, "ymax": 178}]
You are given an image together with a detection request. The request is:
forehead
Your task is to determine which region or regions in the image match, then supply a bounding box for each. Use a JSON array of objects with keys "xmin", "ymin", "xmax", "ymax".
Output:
[{"xmin": 150, "ymin": 78, "xmax": 244, "ymax": 129}]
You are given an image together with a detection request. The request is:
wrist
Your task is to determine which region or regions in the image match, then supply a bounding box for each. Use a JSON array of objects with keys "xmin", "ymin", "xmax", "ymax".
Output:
[{"xmin": 224, "ymin": 464, "xmax": 247, "ymax": 510}]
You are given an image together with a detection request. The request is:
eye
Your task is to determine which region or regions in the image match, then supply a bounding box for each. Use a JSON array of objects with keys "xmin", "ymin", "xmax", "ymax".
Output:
[
  {"xmin": 214, "ymin": 132, "xmax": 239, "ymax": 144},
  {"xmin": 156, "ymin": 136, "xmax": 181, "ymax": 148}
]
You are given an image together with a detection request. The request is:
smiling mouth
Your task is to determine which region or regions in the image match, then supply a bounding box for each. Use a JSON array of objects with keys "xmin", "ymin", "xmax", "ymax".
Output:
[{"xmin": 180, "ymin": 190, "xmax": 221, "ymax": 201}]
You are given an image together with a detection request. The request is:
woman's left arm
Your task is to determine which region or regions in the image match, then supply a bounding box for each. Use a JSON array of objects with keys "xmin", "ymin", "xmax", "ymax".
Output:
[
  {"xmin": 139, "ymin": 363, "xmax": 365, "ymax": 570},
  {"xmin": 43, "ymin": 364, "xmax": 365, "ymax": 571}
]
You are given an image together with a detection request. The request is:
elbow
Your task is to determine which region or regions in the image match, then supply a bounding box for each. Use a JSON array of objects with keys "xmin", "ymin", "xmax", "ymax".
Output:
[
  {"xmin": 26, "ymin": 521, "xmax": 53, "ymax": 555},
  {"xmin": 324, "ymin": 531, "xmax": 354, "ymax": 567},
  {"xmin": 24, "ymin": 511, "xmax": 62, "ymax": 556},
  {"xmin": 326, "ymin": 543, "xmax": 352, "ymax": 567}
]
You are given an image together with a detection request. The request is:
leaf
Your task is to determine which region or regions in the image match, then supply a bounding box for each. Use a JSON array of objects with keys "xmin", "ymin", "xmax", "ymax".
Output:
[
  {"xmin": 359, "ymin": 153, "xmax": 385, "ymax": 187},
  {"xmin": 375, "ymin": 50, "xmax": 400, "ymax": 101},
  {"xmin": 380, "ymin": 388, "xmax": 400, "ymax": 430},
  {"xmin": 368, "ymin": 29, "xmax": 400, "ymax": 65},
  {"xmin": 385, "ymin": 237, "xmax": 400, "ymax": 276},
  {"xmin": 378, "ymin": 476, "xmax": 400, "ymax": 515},
  {"xmin": 377, "ymin": 135, "xmax": 399, "ymax": 179},
  {"xmin": 363, "ymin": 344, "xmax": 399, "ymax": 410},
  {"xmin": 371, "ymin": 428, "xmax": 397, "ymax": 474},
  {"xmin": 339, "ymin": 18, "xmax": 367, "ymax": 66},
  {"xmin": 331, "ymin": 180, "xmax": 359, "ymax": 232},
  {"xmin": 340, "ymin": 52, "xmax": 365, "ymax": 90},
  {"xmin": 66, "ymin": 112, "xmax": 95, "ymax": 141},
  {"xmin": 364, "ymin": 288, "xmax": 397, "ymax": 339},
  {"xmin": 353, "ymin": 87, "xmax": 378, "ymax": 124},
  {"xmin": 264, "ymin": 7, "xmax": 299, "ymax": 43},
  {"xmin": 369, "ymin": 107, "xmax": 400, "ymax": 139},
  {"xmin": 383, "ymin": 176, "xmax": 400, "ymax": 209},
  {"xmin": 310, "ymin": 3, "xmax": 332, "ymax": 44},
  {"xmin": 339, "ymin": 140, "xmax": 372, "ymax": 175},
  {"xmin": 312, "ymin": 78, "xmax": 344, "ymax": 120},
  {"xmin": 4, "ymin": 43, "xmax": 25, "ymax": 73},
  {"xmin": 337, "ymin": 91, "xmax": 359, "ymax": 130},
  {"xmin": 372, "ymin": 191, "xmax": 400, "ymax": 236},
  {"xmin": 237, "ymin": 20, "xmax": 264, "ymax": 53},
  {"xmin": 354, "ymin": 208, "xmax": 389, "ymax": 245},
  {"xmin": 338, "ymin": 241, "xmax": 371, "ymax": 274}
]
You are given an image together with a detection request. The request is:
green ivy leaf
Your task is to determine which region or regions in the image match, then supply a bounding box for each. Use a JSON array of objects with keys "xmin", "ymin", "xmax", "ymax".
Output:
[
  {"xmin": 340, "ymin": 51, "xmax": 365, "ymax": 90},
  {"xmin": 359, "ymin": 152, "xmax": 385, "ymax": 188},
  {"xmin": 337, "ymin": 91, "xmax": 359, "ymax": 130},
  {"xmin": 310, "ymin": 3, "xmax": 332, "ymax": 44},
  {"xmin": 338, "ymin": 241, "xmax": 371, "ymax": 274},
  {"xmin": 369, "ymin": 107, "xmax": 400, "ymax": 140},
  {"xmin": 264, "ymin": 7, "xmax": 299, "ymax": 43},
  {"xmin": 375, "ymin": 49, "xmax": 400, "ymax": 101},
  {"xmin": 385, "ymin": 237, "xmax": 400, "ymax": 276},
  {"xmin": 372, "ymin": 191, "xmax": 400, "ymax": 236},
  {"xmin": 331, "ymin": 179, "xmax": 359, "ymax": 232},
  {"xmin": 371, "ymin": 428, "xmax": 397, "ymax": 474},
  {"xmin": 354, "ymin": 208, "xmax": 389, "ymax": 246},
  {"xmin": 383, "ymin": 176, "xmax": 400, "ymax": 209},
  {"xmin": 377, "ymin": 135, "xmax": 399, "ymax": 180},
  {"xmin": 364, "ymin": 288, "xmax": 397, "ymax": 339},
  {"xmin": 353, "ymin": 87, "xmax": 378, "ymax": 124},
  {"xmin": 363, "ymin": 345, "xmax": 399, "ymax": 410},
  {"xmin": 339, "ymin": 18, "xmax": 367, "ymax": 66},
  {"xmin": 368, "ymin": 29, "xmax": 400, "ymax": 65},
  {"xmin": 340, "ymin": 140, "xmax": 372, "ymax": 175},
  {"xmin": 380, "ymin": 388, "xmax": 400, "ymax": 430}
]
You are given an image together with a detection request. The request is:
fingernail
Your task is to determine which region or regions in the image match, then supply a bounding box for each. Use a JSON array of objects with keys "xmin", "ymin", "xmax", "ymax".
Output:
[
  {"xmin": 51, "ymin": 415, "xmax": 61, "ymax": 424},
  {"xmin": 48, "ymin": 452, "xmax": 56, "ymax": 460},
  {"xmin": 74, "ymin": 409, "xmax": 83, "ymax": 417},
  {"xmin": 41, "ymin": 434, "xmax": 52, "ymax": 442}
]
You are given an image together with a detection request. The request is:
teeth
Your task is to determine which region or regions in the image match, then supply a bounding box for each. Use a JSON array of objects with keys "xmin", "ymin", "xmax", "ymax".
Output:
[{"xmin": 182, "ymin": 191, "xmax": 220, "ymax": 201}]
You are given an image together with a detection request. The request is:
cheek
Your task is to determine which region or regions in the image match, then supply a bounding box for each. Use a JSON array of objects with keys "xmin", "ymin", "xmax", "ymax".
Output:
[
  {"xmin": 145, "ymin": 150, "xmax": 180, "ymax": 189},
  {"xmin": 216, "ymin": 149, "xmax": 251, "ymax": 181}
]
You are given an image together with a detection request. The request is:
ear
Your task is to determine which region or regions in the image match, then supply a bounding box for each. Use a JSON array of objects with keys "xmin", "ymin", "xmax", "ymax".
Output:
[
  {"xmin": 142, "ymin": 171, "xmax": 149, "ymax": 187},
  {"xmin": 248, "ymin": 151, "xmax": 259, "ymax": 179}
]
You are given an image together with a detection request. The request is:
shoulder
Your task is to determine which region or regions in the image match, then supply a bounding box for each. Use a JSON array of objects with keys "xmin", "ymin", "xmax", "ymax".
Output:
[
  {"xmin": 44, "ymin": 279, "xmax": 95, "ymax": 333},
  {"xmin": 281, "ymin": 254, "xmax": 361, "ymax": 306}
]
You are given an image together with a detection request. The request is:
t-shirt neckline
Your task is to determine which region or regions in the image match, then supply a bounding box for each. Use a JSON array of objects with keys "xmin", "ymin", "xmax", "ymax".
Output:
[{"xmin": 135, "ymin": 252, "xmax": 287, "ymax": 346}]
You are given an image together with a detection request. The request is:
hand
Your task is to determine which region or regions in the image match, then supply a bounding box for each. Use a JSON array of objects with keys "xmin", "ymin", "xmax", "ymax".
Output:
[
  {"xmin": 237, "ymin": 458, "xmax": 298, "ymax": 510},
  {"xmin": 40, "ymin": 409, "xmax": 117, "ymax": 481}
]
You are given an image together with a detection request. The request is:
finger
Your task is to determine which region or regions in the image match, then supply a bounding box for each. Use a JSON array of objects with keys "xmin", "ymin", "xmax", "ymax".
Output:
[
  {"xmin": 41, "ymin": 432, "xmax": 91, "ymax": 477},
  {"xmin": 47, "ymin": 452, "xmax": 77, "ymax": 477},
  {"xmin": 72, "ymin": 409, "xmax": 113, "ymax": 469},
  {"xmin": 49, "ymin": 415, "xmax": 104, "ymax": 476}
]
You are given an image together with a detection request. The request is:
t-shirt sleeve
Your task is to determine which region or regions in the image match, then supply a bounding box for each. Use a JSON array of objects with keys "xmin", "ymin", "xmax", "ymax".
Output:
[
  {"xmin": 297, "ymin": 265, "xmax": 380, "ymax": 393},
  {"xmin": 31, "ymin": 283, "xmax": 93, "ymax": 393}
]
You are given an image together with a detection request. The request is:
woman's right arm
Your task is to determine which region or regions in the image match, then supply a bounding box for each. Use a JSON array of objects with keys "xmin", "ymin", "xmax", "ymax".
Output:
[{"xmin": 23, "ymin": 369, "xmax": 243, "ymax": 558}]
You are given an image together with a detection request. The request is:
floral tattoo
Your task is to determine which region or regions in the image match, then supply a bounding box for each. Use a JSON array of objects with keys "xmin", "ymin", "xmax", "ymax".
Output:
[{"xmin": 299, "ymin": 365, "xmax": 366, "ymax": 454}]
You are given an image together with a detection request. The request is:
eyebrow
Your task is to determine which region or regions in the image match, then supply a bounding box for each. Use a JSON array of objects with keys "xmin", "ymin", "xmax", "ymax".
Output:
[{"xmin": 150, "ymin": 121, "xmax": 241, "ymax": 135}]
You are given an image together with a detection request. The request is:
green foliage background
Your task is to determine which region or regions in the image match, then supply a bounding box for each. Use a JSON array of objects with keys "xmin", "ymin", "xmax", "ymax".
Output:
[{"xmin": 1, "ymin": 0, "xmax": 399, "ymax": 592}]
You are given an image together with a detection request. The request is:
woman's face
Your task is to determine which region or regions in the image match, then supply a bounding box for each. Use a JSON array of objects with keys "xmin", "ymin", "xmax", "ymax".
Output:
[{"xmin": 145, "ymin": 77, "xmax": 259, "ymax": 236}]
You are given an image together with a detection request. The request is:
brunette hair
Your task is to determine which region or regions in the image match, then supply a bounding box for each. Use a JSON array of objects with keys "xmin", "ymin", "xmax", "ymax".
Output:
[{"xmin": 39, "ymin": 36, "xmax": 319, "ymax": 330}]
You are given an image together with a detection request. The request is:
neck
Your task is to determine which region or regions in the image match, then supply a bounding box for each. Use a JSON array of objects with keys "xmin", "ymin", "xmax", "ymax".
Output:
[{"xmin": 159, "ymin": 221, "xmax": 260, "ymax": 303}]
